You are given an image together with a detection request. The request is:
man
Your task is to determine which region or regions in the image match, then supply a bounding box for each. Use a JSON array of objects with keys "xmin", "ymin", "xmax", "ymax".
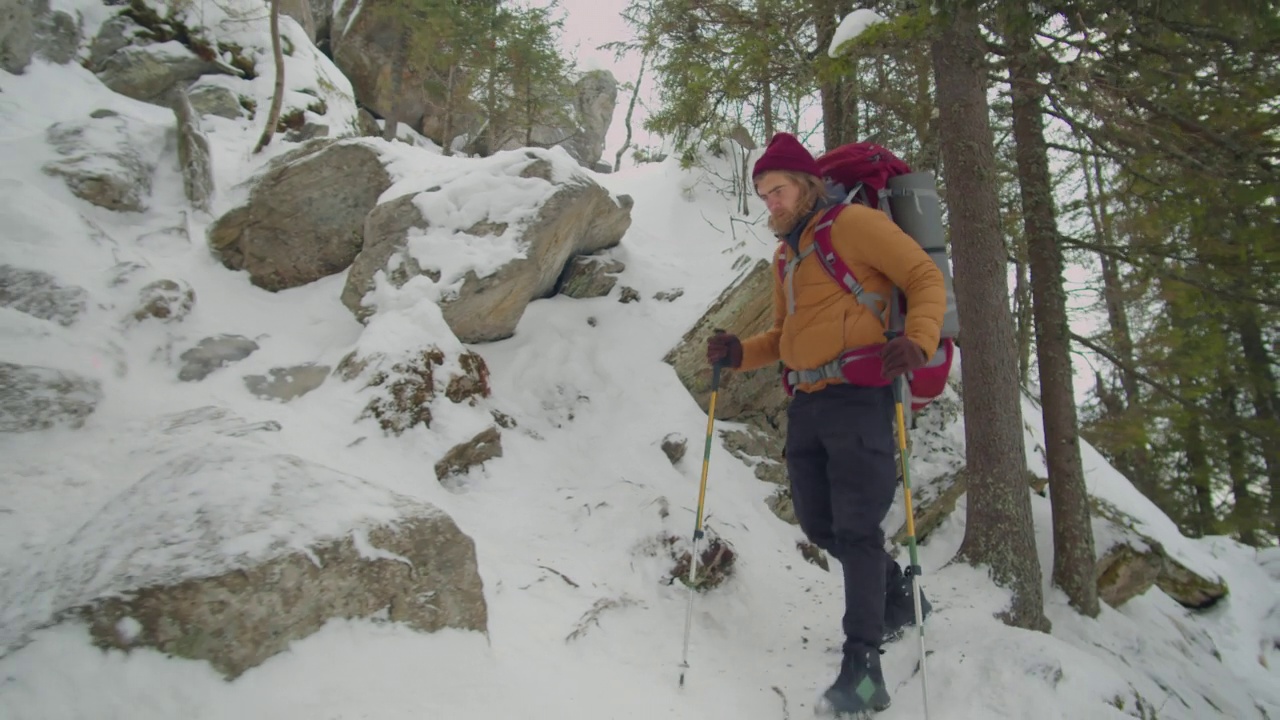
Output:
[{"xmin": 707, "ymin": 133, "xmax": 943, "ymax": 715}]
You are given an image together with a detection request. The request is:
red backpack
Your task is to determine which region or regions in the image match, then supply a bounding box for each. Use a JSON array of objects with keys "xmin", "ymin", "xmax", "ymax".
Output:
[{"xmin": 775, "ymin": 142, "xmax": 957, "ymax": 412}]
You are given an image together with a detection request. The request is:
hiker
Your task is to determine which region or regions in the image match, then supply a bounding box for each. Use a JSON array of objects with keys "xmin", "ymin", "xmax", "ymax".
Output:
[{"xmin": 706, "ymin": 132, "xmax": 944, "ymax": 715}]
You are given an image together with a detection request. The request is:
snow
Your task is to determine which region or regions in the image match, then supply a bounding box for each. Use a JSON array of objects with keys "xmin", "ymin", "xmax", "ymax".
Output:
[
  {"xmin": 2, "ymin": 2, "xmax": 1279, "ymax": 719},
  {"xmin": 829, "ymin": 9, "xmax": 888, "ymax": 58}
]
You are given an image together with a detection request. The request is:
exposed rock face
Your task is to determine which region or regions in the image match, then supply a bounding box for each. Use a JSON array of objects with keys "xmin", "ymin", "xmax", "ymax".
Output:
[
  {"xmin": 208, "ymin": 140, "xmax": 393, "ymax": 291},
  {"xmin": 435, "ymin": 426, "xmax": 503, "ymax": 482},
  {"xmin": 558, "ymin": 256, "xmax": 624, "ymax": 299},
  {"xmin": 665, "ymin": 259, "xmax": 786, "ymax": 427},
  {"xmin": 0, "ymin": 362, "xmax": 102, "ymax": 432},
  {"xmin": 243, "ymin": 363, "xmax": 330, "ymax": 402},
  {"xmin": 43, "ymin": 111, "xmax": 163, "ymax": 213},
  {"xmin": 178, "ymin": 335, "xmax": 260, "ymax": 382},
  {"xmin": 95, "ymin": 42, "xmax": 229, "ymax": 106},
  {"xmin": 0, "ymin": 265, "xmax": 88, "ymax": 326},
  {"xmin": 187, "ymin": 83, "xmax": 244, "ymax": 119}
]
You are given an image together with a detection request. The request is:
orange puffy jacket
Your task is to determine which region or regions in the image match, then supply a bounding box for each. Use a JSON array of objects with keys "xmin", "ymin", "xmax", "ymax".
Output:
[{"xmin": 739, "ymin": 204, "xmax": 946, "ymax": 393}]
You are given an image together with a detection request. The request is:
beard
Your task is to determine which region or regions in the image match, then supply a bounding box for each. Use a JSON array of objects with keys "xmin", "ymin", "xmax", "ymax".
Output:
[{"xmin": 768, "ymin": 203, "xmax": 811, "ymax": 236}]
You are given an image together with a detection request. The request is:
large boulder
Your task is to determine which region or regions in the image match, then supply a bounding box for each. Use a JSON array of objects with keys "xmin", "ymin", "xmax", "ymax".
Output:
[
  {"xmin": 208, "ymin": 140, "xmax": 393, "ymax": 291},
  {"xmin": 341, "ymin": 152, "xmax": 633, "ymax": 343},
  {"xmin": 280, "ymin": 0, "xmax": 317, "ymax": 43},
  {"xmin": 0, "ymin": 0, "xmax": 37, "ymax": 74},
  {"xmin": 57, "ymin": 437, "xmax": 486, "ymax": 679},
  {"xmin": 566, "ymin": 70, "xmax": 618, "ymax": 169},
  {"xmin": 34, "ymin": 2, "xmax": 79, "ymax": 65},
  {"xmin": 481, "ymin": 71, "xmax": 618, "ymax": 169},
  {"xmin": 665, "ymin": 257, "xmax": 788, "ymax": 427},
  {"xmin": 95, "ymin": 41, "xmax": 229, "ymax": 106},
  {"xmin": 0, "ymin": 362, "xmax": 102, "ymax": 432},
  {"xmin": 43, "ymin": 110, "xmax": 164, "ymax": 213},
  {"xmin": 330, "ymin": 0, "xmax": 441, "ymax": 137}
]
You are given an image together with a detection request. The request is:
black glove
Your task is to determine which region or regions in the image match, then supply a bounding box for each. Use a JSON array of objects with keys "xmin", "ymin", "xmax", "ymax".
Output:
[
  {"xmin": 706, "ymin": 332, "xmax": 743, "ymax": 369},
  {"xmin": 880, "ymin": 336, "xmax": 926, "ymax": 379}
]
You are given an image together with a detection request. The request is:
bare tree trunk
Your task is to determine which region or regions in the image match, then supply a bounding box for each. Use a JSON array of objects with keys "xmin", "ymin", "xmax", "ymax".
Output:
[
  {"xmin": 442, "ymin": 64, "xmax": 457, "ymax": 156},
  {"xmin": 912, "ymin": 43, "xmax": 939, "ymax": 173},
  {"xmin": 1008, "ymin": 19, "xmax": 1098, "ymax": 617},
  {"xmin": 1013, "ymin": 244, "xmax": 1033, "ymax": 386},
  {"xmin": 932, "ymin": 2, "xmax": 1049, "ymax": 633},
  {"xmin": 615, "ymin": 53, "xmax": 647, "ymax": 172},
  {"xmin": 815, "ymin": 0, "xmax": 855, "ymax": 151},
  {"xmin": 1236, "ymin": 308, "xmax": 1280, "ymax": 539},
  {"xmin": 1184, "ymin": 399, "xmax": 1215, "ymax": 537},
  {"xmin": 762, "ymin": 80, "xmax": 775, "ymax": 139},
  {"xmin": 253, "ymin": 0, "xmax": 285, "ymax": 154},
  {"xmin": 1219, "ymin": 380, "xmax": 1262, "ymax": 545},
  {"xmin": 382, "ymin": 29, "xmax": 409, "ymax": 143}
]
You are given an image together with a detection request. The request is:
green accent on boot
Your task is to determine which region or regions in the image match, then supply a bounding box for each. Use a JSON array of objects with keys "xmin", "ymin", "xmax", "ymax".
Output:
[{"xmin": 855, "ymin": 675, "xmax": 877, "ymax": 703}]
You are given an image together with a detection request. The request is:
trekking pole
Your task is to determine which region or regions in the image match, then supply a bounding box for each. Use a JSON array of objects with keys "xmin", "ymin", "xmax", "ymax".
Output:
[
  {"xmin": 886, "ymin": 297, "xmax": 931, "ymax": 719},
  {"xmin": 679, "ymin": 344, "xmax": 725, "ymax": 687},
  {"xmin": 891, "ymin": 373, "xmax": 931, "ymax": 719}
]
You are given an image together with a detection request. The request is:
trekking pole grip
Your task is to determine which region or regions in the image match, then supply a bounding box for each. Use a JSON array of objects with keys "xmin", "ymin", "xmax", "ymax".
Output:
[{"xmin": 710, "ymin": 327, "xmax": 728, "ymax": 390}]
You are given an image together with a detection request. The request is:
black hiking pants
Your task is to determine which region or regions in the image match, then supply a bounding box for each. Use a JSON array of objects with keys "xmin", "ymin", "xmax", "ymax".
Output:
[{"xmin": 786, "ymin": 383, "xmax": 899, "ymax": 656}]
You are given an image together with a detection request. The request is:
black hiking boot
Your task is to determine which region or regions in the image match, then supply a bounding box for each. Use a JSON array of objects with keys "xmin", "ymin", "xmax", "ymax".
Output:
[
  {"xmin": 818, "ymin": 647, "xmax": 891, "ymax": 717},
  {"xmin": 883, "ymin": 567, "xmax": 931, "ymax": 643}
]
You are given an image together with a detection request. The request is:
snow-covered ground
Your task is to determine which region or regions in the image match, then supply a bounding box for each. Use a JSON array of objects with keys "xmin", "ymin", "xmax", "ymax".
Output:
[{"xmin": 2, "ymin": 2, "xmax": 1278, "ymax": 718}]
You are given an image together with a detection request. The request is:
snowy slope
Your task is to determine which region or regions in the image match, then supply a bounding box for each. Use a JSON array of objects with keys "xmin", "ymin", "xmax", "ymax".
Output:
[{"xmin": 2, "ymin": 3, "xmax": 1279, "ymax": 719}]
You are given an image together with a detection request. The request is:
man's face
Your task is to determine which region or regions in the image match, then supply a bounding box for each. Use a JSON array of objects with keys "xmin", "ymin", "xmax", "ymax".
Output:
[{"xmin": 755, "ymin": 171, "xmax": 801, "ymax": 217}]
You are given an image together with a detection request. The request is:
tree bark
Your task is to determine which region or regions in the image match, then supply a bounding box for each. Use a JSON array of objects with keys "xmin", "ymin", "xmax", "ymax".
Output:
[
  {"xmin": 382, "ymin": 28, "xmax": 409, "ymax": 143},
  {"xmin": 814, "ymin": 0, "xmax": 856, "ymax": 151},
  {"xmin": 253, "ymin": 0, "xmax": 285, "ymax": 154},
  {"xmin": 932, "ymin": 2, "xmax": 1049, "ymax": 632},
  {"xmin": 1219, "ymin": 380, "xmax": 1262, "ymax": 546},
  {"xmin": 1008, "ymin": 19, "xmax": 1098, "ymax": 617},
  {"xmin": 1236, "ymin": 308, "xmax": 1280, "ymax": 539},
  {"xmin": 1013, "ymin": 244, "xmax": 1032, "ymax": 386}
]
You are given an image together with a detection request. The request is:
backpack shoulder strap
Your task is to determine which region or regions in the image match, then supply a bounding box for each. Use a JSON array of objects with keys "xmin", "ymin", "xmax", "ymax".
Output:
[{"xmin": 813, "ymin": 205, "xmax": 885, "ymax": 314}]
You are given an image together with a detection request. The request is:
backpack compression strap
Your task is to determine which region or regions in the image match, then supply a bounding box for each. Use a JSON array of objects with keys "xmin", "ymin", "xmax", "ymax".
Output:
[
  {"xmin": 811, "ymin": 206, "xmax": 885, "ymax": 315},
  {"xmin": 774, "ymin": 206, "xmax": 885, "ymax": 316}
]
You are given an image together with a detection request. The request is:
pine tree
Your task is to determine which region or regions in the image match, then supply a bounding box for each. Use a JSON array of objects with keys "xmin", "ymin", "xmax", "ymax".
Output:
[
  {"xmin": 1002, "ymin": 4, "xmax": 1098, "ymax": 616},
  {"xmin": 932, "ymin": 0, "xmax": 1049, "ymax": 631}
]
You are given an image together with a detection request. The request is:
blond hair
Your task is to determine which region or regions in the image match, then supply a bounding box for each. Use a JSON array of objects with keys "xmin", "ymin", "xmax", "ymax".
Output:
[{"xmin": 759, "ymin": 171, "xmax": 829, "ymax": 234}]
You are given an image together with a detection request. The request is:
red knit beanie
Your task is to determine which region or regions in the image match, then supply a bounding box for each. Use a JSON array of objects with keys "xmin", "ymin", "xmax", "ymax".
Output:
[{"xmin": 752, "ymin": 132, "xmax": 821, "ymax": 180}]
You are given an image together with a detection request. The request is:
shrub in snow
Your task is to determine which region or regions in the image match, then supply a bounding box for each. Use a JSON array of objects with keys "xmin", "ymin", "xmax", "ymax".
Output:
[{"xmin": 337, "ymin": 346, "xmax": 490, "ymax": 436}]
